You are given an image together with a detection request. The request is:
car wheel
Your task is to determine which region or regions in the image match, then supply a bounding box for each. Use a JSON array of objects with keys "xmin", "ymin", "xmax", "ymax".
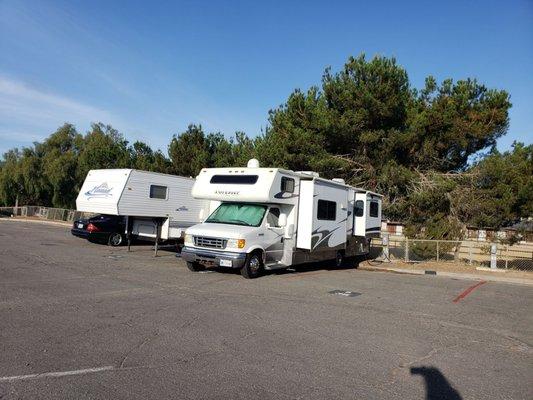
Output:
[
  {"xmin": 335, "ymin": 250, "xmax": 345, "ymax": 268},
  {"xmin": 108, "ymin": 233, "xmax": 123, "ymax": 247},
  {"xmin": 241, "ymin": 252, "xmax": 263, "ymax": 279},
  {"xmin": 186, "ymin": 261, "xmax": 205, "ymax": 272},
  {"xmin": 187, "ymin": 261, "xmax": 205, "ymax": 272}
]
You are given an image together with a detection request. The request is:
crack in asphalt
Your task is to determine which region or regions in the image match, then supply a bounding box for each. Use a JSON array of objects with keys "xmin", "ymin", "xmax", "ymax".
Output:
[{"xmin": 119, "ymin": 331, "xmax": 160, "ymax": 369}]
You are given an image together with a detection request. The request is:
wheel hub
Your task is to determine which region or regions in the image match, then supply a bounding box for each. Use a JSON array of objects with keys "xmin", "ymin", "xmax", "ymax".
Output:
[
  {"xmin": 111, "ymin": 234, "xmax": 121, "ymax": 245},
  {"xmin": 249, "ymin": 256, "xmax": 260, "ymax": 272}
]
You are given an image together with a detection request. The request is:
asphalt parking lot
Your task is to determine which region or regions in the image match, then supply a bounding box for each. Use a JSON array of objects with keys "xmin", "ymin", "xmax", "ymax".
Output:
[{"xmin": 1, "ymin": 220, "xmax": 532, "ymax": 399}]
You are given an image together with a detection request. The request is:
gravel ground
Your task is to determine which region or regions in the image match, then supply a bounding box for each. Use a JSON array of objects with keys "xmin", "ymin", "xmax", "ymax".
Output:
[{"xmin": 364, "ymin": 259, "xmax": 533, "ymax": 280}]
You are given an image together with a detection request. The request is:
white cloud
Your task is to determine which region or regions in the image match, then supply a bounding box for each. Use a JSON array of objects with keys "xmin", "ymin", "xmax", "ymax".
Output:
[
  {"xmin": 0, "ymin": 130, "xmax": 41, "ymax": 142},
  {"xmin": 0, "ymin": 75, "xmax": 117, "ymax": 129}
]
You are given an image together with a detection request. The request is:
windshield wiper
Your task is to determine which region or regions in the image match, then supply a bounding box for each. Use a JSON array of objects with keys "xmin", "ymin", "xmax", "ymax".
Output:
[{"xmin": 227, "ymin": 219, "xmax": 253, "ymax": 226}]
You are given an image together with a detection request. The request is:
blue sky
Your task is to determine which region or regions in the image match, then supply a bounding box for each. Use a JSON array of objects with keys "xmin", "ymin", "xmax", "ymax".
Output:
[{"xmin": 1, "ymin": 0, "xmax": 532, "ymax": 157}]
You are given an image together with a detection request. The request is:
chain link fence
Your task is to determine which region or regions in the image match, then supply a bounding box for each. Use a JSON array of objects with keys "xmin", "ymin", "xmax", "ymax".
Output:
[
  {"xmin": 0, "ymin": 206, "xmax": 95, "ymax": 223},
  {"xmin": 372, "ymin": 235, "xmax": 533, "ymax": 271}
]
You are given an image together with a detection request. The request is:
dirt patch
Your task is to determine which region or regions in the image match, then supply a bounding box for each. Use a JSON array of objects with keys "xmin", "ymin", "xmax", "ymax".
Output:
[{"xmin": 362, "ymin": 260, "xmax": 533, "ymax": 280}]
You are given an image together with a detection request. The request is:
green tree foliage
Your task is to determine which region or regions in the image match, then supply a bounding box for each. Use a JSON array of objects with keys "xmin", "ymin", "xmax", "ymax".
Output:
[
  {"xmin": 256, "ymin": 87, "xmax": 347, "ymax": 176},
  {"xmin": 0, "ymin": 149, "xmax": 24, "ymax": 206},
  {"xmin": 77, "ymin": 123, "xmax": 131, "ymax": 180},
  {"xmin": 168, "ymin": 124, "xmax": 211, "ymax": 177},
  {"xmin": 0, "ymin": 54, "xmax": 528, "ymax": 240},
  {"xmin": 451, "ymin": 143, "xmax": 533, "ymax": 228},
  {"xmin": 129, "ymin": 141, "xmax": 171, "ymax": 173},
  {"xmin": 260, "ymin": 54, "xmax": 515, "ymax": 237},
  {"xmin": 0, "ymin": 123, "xmax": 173, "ymax": 208},
  {"xmin": 41, "ymin": 124, "xmax": 82, "ymax": 208},
  {"xmin": 168, "ymin": 124, "xmax": 257, "ymax": 176},
  {"xmin": 406, "ymin": 76, "xmax": 511, "ymax": 171}
]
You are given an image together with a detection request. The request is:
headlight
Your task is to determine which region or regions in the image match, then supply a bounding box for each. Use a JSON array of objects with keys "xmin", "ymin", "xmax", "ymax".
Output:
[
  {"xmin": 226, "ymin": 239, "xmax": 246, "ymax": 249},
  {"xmin": 184, "ymin": 234, "xmax": 194, "ymax": 245}
]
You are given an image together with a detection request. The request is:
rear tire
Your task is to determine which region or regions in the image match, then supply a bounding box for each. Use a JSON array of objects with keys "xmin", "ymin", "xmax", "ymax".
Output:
[
  {"xmin": 186, "ymin": 261, "xmax": 205, "ymax": 272},
  {"xmin": 335, "ymin": 250, "xmax": 345, "ymax": 268},
  {"xmin": 108, "ymin": 233, "xmax": 123, "ymax": 247},
  {"xmin": 241, "ymin": 252, "xmax": 263, "ymax": 279}
]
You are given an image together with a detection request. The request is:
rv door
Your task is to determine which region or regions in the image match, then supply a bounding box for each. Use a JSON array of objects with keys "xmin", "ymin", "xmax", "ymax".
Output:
[
  {"xmin": 353, "ymin": 192, "xmax": 366, "ymax": 237},
  {"xmin": 296, "ymin": 180, "xmax": 348, "ymax": 251}
]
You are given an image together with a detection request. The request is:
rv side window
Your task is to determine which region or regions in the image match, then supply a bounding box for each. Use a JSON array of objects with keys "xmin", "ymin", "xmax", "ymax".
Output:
[
  {"xmin": 280, "ymin": 177, "xmax": 295, "ymax": 193},
  {"xmin": 210, "ymin": 175, "xmax": 258, "ymax": 184},
  {"xmin": 150, "ymin": 185, "xmax": 167, "ymax": 199},
  {"xmin": 266, "ymin": 208, "xmax": 280, "ymax": 227},
  {"xmin": 317, "ymin": 200, "xmax": 336, "ymax": 221},
  {"xmin": 370, "ymin": 201, "xmax": 379, "ymax": 217},
  {"xmin": 354, "ymin": 200, "xmax": 364, "ymax": 217}
]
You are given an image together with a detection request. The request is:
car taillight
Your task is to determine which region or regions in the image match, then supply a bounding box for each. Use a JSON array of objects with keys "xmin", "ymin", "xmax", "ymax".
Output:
[{"xmin": 87, "ymin": 223, "xmax": 100, "ymax": 232}]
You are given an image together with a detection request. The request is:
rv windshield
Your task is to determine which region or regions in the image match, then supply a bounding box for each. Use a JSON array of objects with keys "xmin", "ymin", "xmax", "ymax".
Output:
[{"xmin": 206, "ymin": 203, "xmax": 267, "ymax": 227}]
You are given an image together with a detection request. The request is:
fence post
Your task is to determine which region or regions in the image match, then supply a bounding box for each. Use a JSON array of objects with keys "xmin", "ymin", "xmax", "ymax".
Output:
[
  {"xmin": 436, "ymin": 241, "xmax": 440, "ymax": 262},
  {"xmin": 505, "ymin": 245, "xmax": 509, "ymax": 269},
  {"xmin": 468, "ymin": 242, "xmax": 473, "ymax": 265},
  {"xmin": 382, "ymin": 233, "xmax": 390, "ymax": 261},
  {"xmin": 490, "ymin": 243, "xmax": 497, "ymax": 269},
  {"xmin": 405, "ymin": 238, "xmax": 409, "ymax": 263}
]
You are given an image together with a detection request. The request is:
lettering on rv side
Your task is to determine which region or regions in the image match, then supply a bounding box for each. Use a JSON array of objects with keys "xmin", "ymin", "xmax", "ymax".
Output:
[
  {"xmin": 85, "ymin": 183, "xmax": 113, "ymax": 199},
  {"xmin": 214, "ymin": 190, "xmax": 240, "ymax": 195}
]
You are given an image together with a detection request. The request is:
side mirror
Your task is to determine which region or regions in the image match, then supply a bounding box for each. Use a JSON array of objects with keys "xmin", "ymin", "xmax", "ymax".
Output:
[
  {"xmin": 278, "ymin": 213, "xmax": 287, "ymax": 228},
  {"xmin": 285, "ymin": 223, "xmax": 294, "ymax": 239}
]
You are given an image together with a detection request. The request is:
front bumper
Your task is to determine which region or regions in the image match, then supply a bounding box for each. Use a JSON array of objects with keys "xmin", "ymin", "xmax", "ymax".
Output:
[{"xmin": 180, "ymin": 246, "xmax": 247, "ymax": 269}]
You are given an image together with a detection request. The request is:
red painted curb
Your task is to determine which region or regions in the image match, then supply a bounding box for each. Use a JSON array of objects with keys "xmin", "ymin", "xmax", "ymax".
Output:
[{"xmin": 453, "ymin": 281, "xmax": 487, "ymax": 303}]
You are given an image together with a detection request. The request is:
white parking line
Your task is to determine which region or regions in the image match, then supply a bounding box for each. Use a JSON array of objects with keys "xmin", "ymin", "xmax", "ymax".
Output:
[{"xmin": 0, "ymin": 366, "xmax": 115, "ymax": 382}]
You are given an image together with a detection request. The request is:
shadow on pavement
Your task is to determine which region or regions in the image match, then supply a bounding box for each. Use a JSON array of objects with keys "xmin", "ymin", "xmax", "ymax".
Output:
[
  {"xmin": 411, "ymin": 366, "xmax": 462, "ymax": 400},
  {"xmin": 272, "ymin": 257, "xmax": 364, "ymax": 277}
]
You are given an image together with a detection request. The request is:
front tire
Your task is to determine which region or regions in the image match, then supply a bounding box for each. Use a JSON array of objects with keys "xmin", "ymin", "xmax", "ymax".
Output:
[
  {"xmin": 108, "ymin": 233, "xmax": 123, "ymax": 247},
  {"xmin": 241, "ymin": 252, "xmax": 263, "ymax": 279},
  {"xmin": 186, "ymin": 261, "xmax": 205, "ymax": 272}
]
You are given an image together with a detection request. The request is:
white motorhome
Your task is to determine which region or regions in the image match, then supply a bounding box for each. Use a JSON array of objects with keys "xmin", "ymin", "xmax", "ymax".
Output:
[
  {"xmin": 76, "ymin": 169, "xmax": 209, "ymax": 243},
  {"xmin": 181, "ymin": 159, "xmax": 382, "ymax": 278}
]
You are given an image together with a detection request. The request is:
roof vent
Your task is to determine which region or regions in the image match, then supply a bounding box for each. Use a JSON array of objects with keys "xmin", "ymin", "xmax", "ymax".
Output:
[
  {"xmin": 332, "ymin": 178, "xmax": 345, "ymax": 185},
  {"xmin": 247, "ymin": 158, "xmax": 260, "ymax": 168},
  {"xmin": 297, "ymin": 171, "xmax": 320, "ymax": 178}
]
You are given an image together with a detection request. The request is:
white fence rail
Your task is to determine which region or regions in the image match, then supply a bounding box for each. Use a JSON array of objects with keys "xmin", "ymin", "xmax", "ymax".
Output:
[{"xmin": 0, "ymin": 206, "xmax": 95, "ymax": 223}]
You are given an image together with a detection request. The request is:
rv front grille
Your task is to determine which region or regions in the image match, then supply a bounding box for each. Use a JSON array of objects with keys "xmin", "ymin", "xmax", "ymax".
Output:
[{"xmin": 194, "ymin": 236, "xmax": 227, "ymax": 249}]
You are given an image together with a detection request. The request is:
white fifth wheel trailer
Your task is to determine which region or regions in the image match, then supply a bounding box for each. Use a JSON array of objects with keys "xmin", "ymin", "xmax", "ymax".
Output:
[
  {"xmin": 76, "ymin": 169, "xmax": 209, "ymax": 243},
  {"xmin": 181, "ymin": 159, "xmax": 382, "ymax": 278}
]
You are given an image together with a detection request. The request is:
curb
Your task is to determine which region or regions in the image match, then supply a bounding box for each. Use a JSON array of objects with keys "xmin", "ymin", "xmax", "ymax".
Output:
[
  {"xmin": 0, "ymin": 218, "xmax": 71, "ymax": 228},
  {"xmin": 359, "ymin": 264, "xmax": 533, "ymax": 286}
]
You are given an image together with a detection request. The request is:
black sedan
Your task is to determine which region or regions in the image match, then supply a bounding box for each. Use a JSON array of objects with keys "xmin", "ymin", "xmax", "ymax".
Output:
[{"xmin": 71, "ymin": 215, "xmax": 127, "ymax": 246}]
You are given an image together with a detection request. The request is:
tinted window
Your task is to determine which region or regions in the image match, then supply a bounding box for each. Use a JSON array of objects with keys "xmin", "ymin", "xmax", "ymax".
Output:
[
  {"xmin": 281, "ymin": 177, "xmax": 295, "ymax": 193},
  {"xmin": 370, "ymin": 201, "xmax": 379, "ymax": 217},
  {"xmin": 266, "ymin": 207, "xmax": 280, "ymax": 227},
  {"xmin": 354, "ymin": 200, "xmax": 364, "ymax": 217},
  {"xmin": 210, "ymin": 175, "xmax": 258, "ymax": 184},
  {"xmin": 150, "ymin": 185, "xmax": 167, "ymax": 199},
  {"xmin": 317, "ymin": 200, "xmax": 336, "ymax": 221}
]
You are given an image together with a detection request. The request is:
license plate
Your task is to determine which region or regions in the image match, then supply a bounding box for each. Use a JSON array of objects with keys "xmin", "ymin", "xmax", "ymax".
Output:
[
  {"xmin": 78, "ymin": 223, "xmax": 84, "ymax": 229},
  {"xmin": 219, "ymin": 259, "xmax": 232, "ymax": 267}
]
